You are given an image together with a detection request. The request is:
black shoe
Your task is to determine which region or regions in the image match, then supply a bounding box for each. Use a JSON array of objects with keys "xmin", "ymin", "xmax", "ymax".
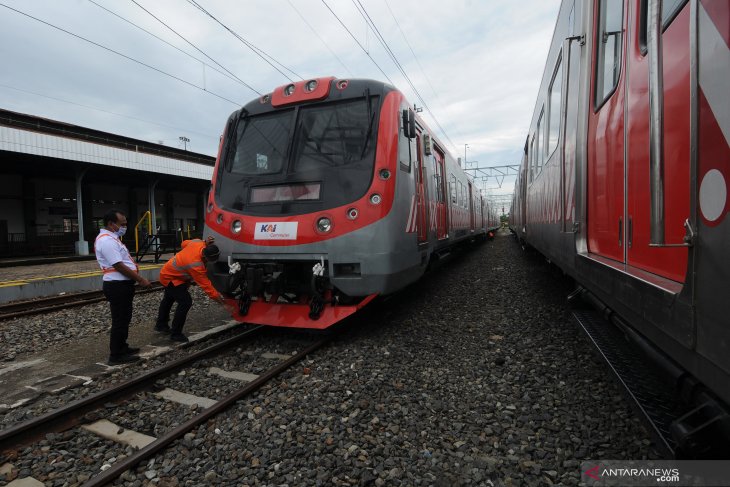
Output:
[
  {"xmin": 169, "ymin": 333, "xmax": 189, "ymax": 343},
  {"xmin": 154, "ymin": 324, "xmax": 171, "ymax": 334},
  {"xmin": 124, "ymin": 346, "xmax": 140, "ymax": 355},
  {"xmin": 107, "ymin": 354, "xmax": 141, "ymax": 366}
]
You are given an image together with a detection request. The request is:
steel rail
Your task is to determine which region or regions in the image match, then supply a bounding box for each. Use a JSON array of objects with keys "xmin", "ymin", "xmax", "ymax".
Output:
[
  {"xmin": 81, "ymin": 333, "xmax": 333, "ymax": 487},
  {"xmin": 0, "ymin": 283, "xmax": 164, "ymax": 321},
  {"xmin": 0, "ymin": 325, "xmax": 265, "ymax": 450}
]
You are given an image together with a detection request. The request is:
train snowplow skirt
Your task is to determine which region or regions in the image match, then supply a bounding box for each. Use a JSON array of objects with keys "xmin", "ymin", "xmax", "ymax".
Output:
[{"xmin": 224, "ymin": 294, "xmax": 378, "ymax": 329}]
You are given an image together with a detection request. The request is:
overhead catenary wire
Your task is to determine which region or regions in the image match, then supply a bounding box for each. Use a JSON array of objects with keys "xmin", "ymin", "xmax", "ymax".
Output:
[
  {"xmin": 184, "ymin": 0, "xmax": 302, "ymax": 83},
  {"xmin": 130, "ymin": 0, "xmax": 261, "ymax": 96},
  {"xmin": 382, "ymin": 0, "xmax": 446, "ymax": 118},
  {"xmin": 287, "ymin": 0, "xmax": 353, "ymax": 77},
  {"xmin": 351, "ymin": 0, "xmax": 458, "ymax": 154},
  {"xmin": 0, "ymin": 2, "xmax": 246, "ymax": 105},
  {"xmin": 320, "ymin": 0, "xmax": 395, "ymax": 86},
  {"xmin": 0, "ymin": 83, "xmax": 219, "ymax": 141},
  {"xmin": 86, "ymin": 0, "xmax": 248, "ymax": 91}
]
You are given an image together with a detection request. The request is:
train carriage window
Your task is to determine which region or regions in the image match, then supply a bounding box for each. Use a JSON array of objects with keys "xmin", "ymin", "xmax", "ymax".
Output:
[
  {"xmin": 529, "ymin": 135, "xmax": 535, "ymax": 182},
  {"xmin": 595, "ymin": 0, "xmax": 624, "ymax": 108},
  {"xmin": 399, "ymin": 106, "xmax": 413, "ymax": 172},
  {"xmin": 450, "ymin": 174, "xmax": 457, "ymax": 203},
  {"xmin": 228, "ymin": 110, "xmax": 294, "ymax": 175},
  {"xmin": 547, "ymin": 55, "xmax": 562, "ymax": 158},
  {"xmin": 638, "ymin": 0, "xmax": 689, "ymax": 54},
  {"xmin": 536, "ymin": 109, "xmax": 545, "ymax": 175}
]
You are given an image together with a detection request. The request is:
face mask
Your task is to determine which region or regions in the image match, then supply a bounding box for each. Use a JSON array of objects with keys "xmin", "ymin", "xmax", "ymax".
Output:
[{"xmin": 116, "ymin": 225, "xmax": 127, "ymax": 237}]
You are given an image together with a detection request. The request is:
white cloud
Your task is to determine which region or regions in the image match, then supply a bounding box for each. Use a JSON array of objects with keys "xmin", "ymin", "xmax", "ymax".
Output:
[{"xmin": 0, "ymin": 0, "xmax": 561, "ymax": 201}]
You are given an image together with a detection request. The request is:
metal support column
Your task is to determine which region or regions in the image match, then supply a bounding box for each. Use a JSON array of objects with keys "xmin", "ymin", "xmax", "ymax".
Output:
[
  {"xmin": 75, "ymin": 169, "xmax": 89, "ymax": 256},
  {"xmin": 148, "ymin": 180, "xmax": 159, "ymax": 253}
]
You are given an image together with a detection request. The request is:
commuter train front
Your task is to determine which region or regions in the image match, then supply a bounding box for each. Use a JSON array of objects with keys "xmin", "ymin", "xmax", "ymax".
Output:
[{"xmin": 204, "ymin": 77, "xmax": 489, "ymax": 329}]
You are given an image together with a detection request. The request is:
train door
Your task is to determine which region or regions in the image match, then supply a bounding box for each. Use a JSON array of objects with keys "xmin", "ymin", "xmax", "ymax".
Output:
[
  {"xmin": 587, "ymin": 0, "xmax": 627, "ymax": 263},
  {"xmin": 560, "ymin": 1, "xmax": 582, "ymax": 233},
  {"xmin": 433, "ymin": 148, "xmax": 448, "ymax": 239},
  {"xmin": 414, "ymin": 132, "xmax": 428, "ymax": 244},
  {"xmin": 624, "ymin": 0, "xmax": 690, "ymax": 282},
  {"xmin": 468, "ymin": 182, "xmax": 475, "ymax": 231}
]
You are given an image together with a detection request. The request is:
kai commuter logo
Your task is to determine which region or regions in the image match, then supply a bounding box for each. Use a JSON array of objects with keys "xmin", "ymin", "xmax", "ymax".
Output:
[{"xmin": 254, "ymin": 222, "xmax": 298, "ymax": 240}]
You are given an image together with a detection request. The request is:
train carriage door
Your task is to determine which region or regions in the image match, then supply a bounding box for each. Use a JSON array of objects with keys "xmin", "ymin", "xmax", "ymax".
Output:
[
  {"xmin": 433, "ymin": 147, "xmax": 448, "ymax": 239},
  {"xmin": 587, "ymin": 0, "xmax": 627, "ymax": 263},
  {"xmin": 414, "ymin": 132, "xmax": 428, "ymax": 244},
  {"xmin": 624, "ymin": 0, "xmax": 690, "ymax": 283}
]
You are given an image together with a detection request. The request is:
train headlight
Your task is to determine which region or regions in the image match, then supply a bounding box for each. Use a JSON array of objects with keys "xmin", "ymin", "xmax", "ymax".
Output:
[
  {"xmin": 379, "ymin": 169, "xmax": 391, "ymax": 180},
  {"xmin": 216, "ymin": 214, "xmax": 224, "ymax": 224},
  {"xmin": 207, "ymin": 203, "xmax": 214, "ymax": 213},
  {"xmin": 284, "ymin": 84, "xmax": 295, "ymax": 96},
  {"xmin": 316, "ymin": 217, "xmax": 332, "ymax": 233},
  {"xmin": 231, "ymin": 220, "xmax": 242, "ymax": 234},
  {"xmin": 304, "ymin": 80, "xmax": 318, "ymax": 92},
  {"xmin": 369, "ymin": 193, "xmax": 382, "ymax": 205},
  {"xmin": 346, "ymin": 208, "xmax": 359, "ymax": 220}
]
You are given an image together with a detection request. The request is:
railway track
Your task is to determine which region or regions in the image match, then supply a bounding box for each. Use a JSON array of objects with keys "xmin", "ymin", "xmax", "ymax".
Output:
[
  {"xmin": 0, "ymin": 324, "xmax": 333, "ymax": 486},
  {"xmin": 0, "ymin": 283, "xmax": 164, "ymax": 321}
]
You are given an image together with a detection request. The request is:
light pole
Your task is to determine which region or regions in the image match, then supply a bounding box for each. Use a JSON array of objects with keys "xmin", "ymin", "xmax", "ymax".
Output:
[
  {"xmin": 179, "ymin": 136, "xmax": 190, "ymax": 151},
  {"xmin": 464, "ymin": 143, "xmax": 469, "ymax": 166}
]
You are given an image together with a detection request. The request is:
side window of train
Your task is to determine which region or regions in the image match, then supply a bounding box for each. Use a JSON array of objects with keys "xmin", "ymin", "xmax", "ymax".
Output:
[
  {"xmin": 595, "ymin": 0, "xmax": 624, "ymax": 108},
  {"xmin": 547, "ymin": 55, "xmax": 562, "ymax": 159},
  {"xmin": 450, "ymin": 174, "xmax": 457, "ymax": 204},
  {"xmin": 399, "ymin": 107, "xmax": 413, "ymax": 172},
  {"xmin": 638, "ymin": 0, "xmax": 688, "ymax": 54},
  {"xmin": 536, "ymin": 108, "xmax": 545, "ymax": 176},
  {"xmin": 529, "ymin": 135, "xmax": 535, "ymax": 182}
]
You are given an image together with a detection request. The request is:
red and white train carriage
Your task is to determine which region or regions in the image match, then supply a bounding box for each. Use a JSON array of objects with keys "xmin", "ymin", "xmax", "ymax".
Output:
[
  {"xmin": 510, "ymin": 0, "xmax": 729, "ymax": 456},
  {"xmin": 204, "ymin": 77, "xmax": 498, "ymax": 330}
]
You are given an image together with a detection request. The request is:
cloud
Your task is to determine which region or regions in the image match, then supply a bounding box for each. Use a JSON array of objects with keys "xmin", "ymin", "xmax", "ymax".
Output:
[{"xmin": 0, "ymin": 0, "xmax": 561, "ymax": 202}]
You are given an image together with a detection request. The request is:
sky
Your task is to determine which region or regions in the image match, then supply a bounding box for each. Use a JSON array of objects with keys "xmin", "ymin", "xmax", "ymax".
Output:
[{"xmin": 0, "ymin": 0, "xmax": 561, "ymax": 211}]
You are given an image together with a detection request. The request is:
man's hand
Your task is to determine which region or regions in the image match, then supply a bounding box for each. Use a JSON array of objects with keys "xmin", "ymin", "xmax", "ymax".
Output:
[
  {"xmin": 137, "ymin": 277, "xmax": 152, "ymax": 288},
  {"xmin": 206, "ymin": 235, "xmax": 215, "ymax": 245}
]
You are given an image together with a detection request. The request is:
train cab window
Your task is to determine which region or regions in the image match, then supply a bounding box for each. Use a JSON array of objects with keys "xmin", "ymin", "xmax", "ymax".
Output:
[
  {"xmin": 547, "ymin": 55, "xmax": 562, "ymax": 158},
  {"xmin": 228, "ymin": 110, "xmax": 294, "ymax": 175},
  {"xmin": 595, "ymin": 0, "xmax": 624, "ymax": 107},
  {"xmin": 292, "ymin": 97, "xmax": 378, "ymax": 172}
]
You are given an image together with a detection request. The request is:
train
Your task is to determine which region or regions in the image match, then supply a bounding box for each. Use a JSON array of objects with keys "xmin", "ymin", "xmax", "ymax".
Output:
[
  {"xmin": 510, "ymin": 0, "xmax": 729, "ymax": 457},
  {"xmin": 204, "ymin": 77, "xmax": 500, "ymax": 330}
]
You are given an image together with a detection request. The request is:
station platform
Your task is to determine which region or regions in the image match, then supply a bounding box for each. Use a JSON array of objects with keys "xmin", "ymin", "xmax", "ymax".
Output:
[{"xmin": 0, "ymin": 255, "xmax": 173, "ymax": 304}]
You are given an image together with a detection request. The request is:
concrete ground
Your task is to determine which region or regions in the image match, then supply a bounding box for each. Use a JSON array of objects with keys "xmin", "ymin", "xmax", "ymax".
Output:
[{"xmin": 0, "ymin": 303, "xmax": 234, "ymax": 410}]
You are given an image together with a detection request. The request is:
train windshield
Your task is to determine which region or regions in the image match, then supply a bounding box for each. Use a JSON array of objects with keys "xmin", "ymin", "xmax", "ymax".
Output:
[{"xmin": 219, "ymin": 95, "xmax": 380, "ymax": 216}]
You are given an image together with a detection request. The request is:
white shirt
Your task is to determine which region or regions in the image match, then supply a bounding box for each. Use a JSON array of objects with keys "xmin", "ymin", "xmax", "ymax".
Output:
[{"xmin": 95, "ymin": 229, "xmax": 137, "ymax": 281}]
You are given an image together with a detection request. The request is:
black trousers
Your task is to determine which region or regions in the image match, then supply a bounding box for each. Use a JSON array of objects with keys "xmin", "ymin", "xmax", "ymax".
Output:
[
  {"xmin": 102, "ymin": 280, "xmax": 135, "ymax": 358},
  {"xmin": 156, "ymin": 282, "xmax": 193, "ymax": 334}
]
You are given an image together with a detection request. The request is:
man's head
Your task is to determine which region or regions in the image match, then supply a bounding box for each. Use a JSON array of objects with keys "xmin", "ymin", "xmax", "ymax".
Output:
[
  {"xmin": 202, "ymin": 244, "xmax": 220, "ymax": 263},
  {"xmin": 103, "ymin": 209, "xmax": 127, "ymax": 234}
]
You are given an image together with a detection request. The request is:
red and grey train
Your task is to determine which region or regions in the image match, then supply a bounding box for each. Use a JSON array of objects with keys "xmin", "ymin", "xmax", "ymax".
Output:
[
  {"xmin": 204, "ymin": 77, "xmax": 499, "ymax": 329},
  {"xmin": 510, "ymin": 0, "xmax": 729, "ymax": 455}
]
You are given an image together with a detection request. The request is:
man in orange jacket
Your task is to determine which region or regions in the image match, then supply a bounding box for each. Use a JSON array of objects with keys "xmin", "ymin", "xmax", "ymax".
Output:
[{"xmin": 155, "ymin": 236, "xmax": 224, "ymax": 342}]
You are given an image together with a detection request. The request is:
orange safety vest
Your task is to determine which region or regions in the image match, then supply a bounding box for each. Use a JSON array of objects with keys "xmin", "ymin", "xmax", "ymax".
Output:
[
  {"xmin": 159, "ymin": 240, "xmax": 219, "ymax": 300},
  {"xmin": 94, "ymin": 232, "xmax": 138, "ymax": 275}
]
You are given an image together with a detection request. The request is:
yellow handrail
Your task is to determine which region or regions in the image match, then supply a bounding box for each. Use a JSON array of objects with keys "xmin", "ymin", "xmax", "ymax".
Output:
[{"xmin": 134, "ymin": 211, "xmax": 152, "ymax": 253}]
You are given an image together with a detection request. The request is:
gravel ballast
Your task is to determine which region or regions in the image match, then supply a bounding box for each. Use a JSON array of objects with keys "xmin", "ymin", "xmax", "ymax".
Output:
[{"xmin": 0, "ymin": 231, "xmax": 659, "ymax": 486}]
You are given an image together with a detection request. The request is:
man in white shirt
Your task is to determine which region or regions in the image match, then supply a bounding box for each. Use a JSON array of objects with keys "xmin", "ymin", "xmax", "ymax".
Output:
[{"xmin": 95, "ymin": 209, "xmax": 151, "ymax": 365}]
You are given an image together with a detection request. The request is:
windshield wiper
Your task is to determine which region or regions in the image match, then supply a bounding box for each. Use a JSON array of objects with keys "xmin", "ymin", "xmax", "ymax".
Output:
[{"xmin": 360, "ymin": 90, "xmax": 375, "ymax": 158}]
